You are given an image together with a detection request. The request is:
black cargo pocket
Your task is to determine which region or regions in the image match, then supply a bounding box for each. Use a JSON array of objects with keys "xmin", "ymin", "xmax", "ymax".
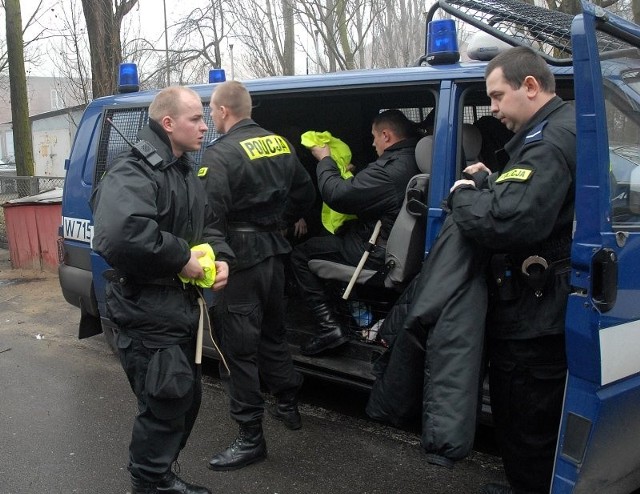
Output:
[
  {"xmin": 105, "ymin": 282, "xmax": 141, "ymax": 327},
  {"xmin": 145, "ymin": 345, "xmax": 195, "ymax": 421},
  {"xmin": 224, "ymin": 303, "xmax": 262, "ymax": 357}
]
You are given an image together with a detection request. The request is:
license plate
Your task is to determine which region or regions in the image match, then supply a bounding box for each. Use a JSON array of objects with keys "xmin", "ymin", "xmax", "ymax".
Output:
[{"xmin": 62, "ymin": 217, "xmax": 93, "ymax": 243}]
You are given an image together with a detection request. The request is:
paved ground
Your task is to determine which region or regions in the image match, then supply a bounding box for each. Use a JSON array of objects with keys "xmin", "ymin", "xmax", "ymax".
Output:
[{"xmin": 0, "ymin": 250, "xmax": 506, "ymax": 494}]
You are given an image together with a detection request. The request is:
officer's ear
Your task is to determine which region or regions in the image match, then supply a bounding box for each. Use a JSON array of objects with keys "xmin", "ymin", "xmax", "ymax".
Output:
[
  {"xmin": 523, "ymin": 75, "xmax": 541, "ymax": 98},
  {"xmin": 160, "ymin": 115, "xmax": 174, "ymax": 134}
]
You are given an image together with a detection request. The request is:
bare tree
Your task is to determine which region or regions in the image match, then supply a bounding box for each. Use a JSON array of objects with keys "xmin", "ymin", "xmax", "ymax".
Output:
[
  {"xmin": 169, "ymin": 1, "xmax": 229, "ymax": 84},
  {"xmin": 229, "ymin": 0, "xmax": 296, "ymax": 77},
  {"xmin": 0, "ymin": 0, "xmax": 51, "ymax": 101},
  {"xmin": 126, "ymin": 1, "xmax": 230, "ymax": 86},
  {"xmin": 49, "ymin": 0, "xmax": 92, "ymax": 107},
  {"xmin": 80, "ymin": 0, "xmax": 138, "ymax": 98},
  {"xmin": 5, "ymin": 0, "xmax": 35, "ymax": 178},
  {"xmin": 296, "ymin": 0, "xmax": 383, "ymax": 72},
  {"xmin": 370, "ymin": 0, "xmax": 425, "ymax": 68}
]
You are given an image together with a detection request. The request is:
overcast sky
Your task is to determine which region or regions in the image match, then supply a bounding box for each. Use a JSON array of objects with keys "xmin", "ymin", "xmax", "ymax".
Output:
[{"xmin": 18, "ymin": 0, "xmax": 190, "ymax": 77}]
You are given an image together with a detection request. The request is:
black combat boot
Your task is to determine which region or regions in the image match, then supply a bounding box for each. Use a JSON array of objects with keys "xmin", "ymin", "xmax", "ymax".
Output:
[
  {"xmin": 131, "ymin": 472, "xmax": 211, "ymax": 494},
  {"xmin": 207, "ymin": 420, "xmax": 267, "ymax": 471},
  {"xmin": 268, "ymin": 388, "xmax": 302, "ymax": 430},
  {"xmin": 156, "ymin": 472, "xmax": 211, "ymax": 494},
  {"xmin": 479, "ymin": 483, "xmax": 513, "ymax": 494},
  {"xmin": 130, "ymin": 475, "xmax": 157, "ymax": 494},
  {"xmin": 300, "ymin": 303, "xmax": 349, "ymax": 356}
]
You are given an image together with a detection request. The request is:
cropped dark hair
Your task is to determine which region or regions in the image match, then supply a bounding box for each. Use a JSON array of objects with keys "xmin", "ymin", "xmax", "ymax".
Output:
[
  {"xmin": 372, "ymin": 109, "xmax": 418, "ymax": 140},
  {"xmin": 485, "ymin": 46, "xmax": 555, "ymax": 93}
]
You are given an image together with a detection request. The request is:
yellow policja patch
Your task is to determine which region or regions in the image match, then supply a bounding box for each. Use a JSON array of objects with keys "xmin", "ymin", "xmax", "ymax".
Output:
[
  {"xmin": 495, "ymin": 167, "xmax": 534, "ymax": 184},
  {"xmin": 197, "ymin": 167, "xmax": 208, "ymax": 177},
  {"xmin": 240, "ymin": 135, "xmax": 291, "ymax": 160}
]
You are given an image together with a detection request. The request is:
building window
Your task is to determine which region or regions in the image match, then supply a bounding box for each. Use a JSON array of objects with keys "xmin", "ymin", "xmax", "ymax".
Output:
[{"xmin": 50, "ymin": 89, "xmax": 63, "ymax": 110}]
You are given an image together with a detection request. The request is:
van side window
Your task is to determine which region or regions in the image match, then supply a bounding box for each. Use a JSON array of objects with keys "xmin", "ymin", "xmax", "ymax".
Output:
[
  {"xmin": 605, "ymin": 72, "xmax": 640, "ymax": 228},
  {"xmin": 95, "ymin": 106, "xmax": 225, "ymax": 186},
  {"xmin": 96, "ymin": 108, "xmax": 149, "ymax": 183}
]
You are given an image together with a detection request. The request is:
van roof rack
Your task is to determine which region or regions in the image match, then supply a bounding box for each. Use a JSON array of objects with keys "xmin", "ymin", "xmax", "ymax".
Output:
[{"xmin": 427, "ymin": 0, "xmax": 630, "ymax": 66}]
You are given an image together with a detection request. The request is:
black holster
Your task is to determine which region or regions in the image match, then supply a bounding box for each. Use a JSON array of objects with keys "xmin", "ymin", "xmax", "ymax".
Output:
[{"xmin": 489, "ymin": 254, "xmax": 520, "ymax": 302}]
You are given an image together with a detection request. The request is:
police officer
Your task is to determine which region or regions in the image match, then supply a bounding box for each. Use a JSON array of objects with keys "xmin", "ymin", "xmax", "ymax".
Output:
[
  {"xmin": 448, "ymin": 47, "xmax": 576, "ymax": 494},
  {"xmin": 91, "ymin": 86, "xmax": 230, "ymax": 493},
  {"xmin": 200, "ymin": 81, "xmax": 316, "ymax": 470},
  {"xmin": 290, "ymin": 110, "xmax": 420, "ymax": 356}
]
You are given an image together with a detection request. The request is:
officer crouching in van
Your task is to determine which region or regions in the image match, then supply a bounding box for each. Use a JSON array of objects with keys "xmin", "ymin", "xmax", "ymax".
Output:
[{"xmin": 448, "ymin": 47, "xmax": 576, "ymax": 494}]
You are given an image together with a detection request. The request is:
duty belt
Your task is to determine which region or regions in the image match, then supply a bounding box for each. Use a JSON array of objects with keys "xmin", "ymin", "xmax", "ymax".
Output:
[
  {"xmin": 227, "ymin": 221, "xmax": 279, "ymax": 233},
  {"xmin": 102, "ymin": 269, "xmax": 186, "ymax": 288},
  {"xmin": 519, "ymin": 255, "xmax": 570, "ymax": 298}
]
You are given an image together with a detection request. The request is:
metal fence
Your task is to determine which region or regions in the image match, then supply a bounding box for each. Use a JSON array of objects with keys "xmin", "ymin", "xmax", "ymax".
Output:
[
  {"xmin": 0, "ymin": 175, "xmax": 64, "ymax": 200},
  {"xmin": 0, "ymin": 176, "xmax": 65, "ymax": 247}
]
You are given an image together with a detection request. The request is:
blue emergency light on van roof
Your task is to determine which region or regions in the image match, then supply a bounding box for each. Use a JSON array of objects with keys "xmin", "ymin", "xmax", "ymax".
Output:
[
  {"xmin": 209, "ymin": 69, "xmax": 226, "ymax": 83},
  {"xmin": 118, "ymin": 62, "xmax": 139, "ymax": 93},
  {"xmin": 426, "ymin": 19, "xmax": 460, "ymax": 65}
]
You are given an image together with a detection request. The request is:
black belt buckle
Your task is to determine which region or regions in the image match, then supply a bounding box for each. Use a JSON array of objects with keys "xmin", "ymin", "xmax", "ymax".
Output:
[{"xmin": 521, "ymin": 255, "xmax": 548, "ymax": 298}]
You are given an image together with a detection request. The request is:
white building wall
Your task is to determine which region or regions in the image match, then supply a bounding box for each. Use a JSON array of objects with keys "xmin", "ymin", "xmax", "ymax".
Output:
[{"xmin": 30, "ymin": 109, "xmax": 83, "ymax": 176}]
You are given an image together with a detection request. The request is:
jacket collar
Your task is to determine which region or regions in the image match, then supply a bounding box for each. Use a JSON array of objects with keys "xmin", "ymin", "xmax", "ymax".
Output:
[
  {"xmin": 380, "ymin": 137, "xmax": 419, "ymax": 158},
  {"xmin": 138, "ymin": 120, "xmax": 192, "ymax": 171},
  {"xmin": 226, "ymin": 118, "xmax": 259, "ymax": 134},
  {"xmin": 504, "ymin": 96, "xmax": 564, "ymax": 157}
]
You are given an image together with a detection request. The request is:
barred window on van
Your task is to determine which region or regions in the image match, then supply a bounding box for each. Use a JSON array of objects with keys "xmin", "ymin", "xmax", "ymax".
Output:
[
  {"xmin": 94, "ymin": 104, "xmax": 221, "ymax": 185},
  {"xmin": 95, "ymin": 108, "xmax": 149, "ymax": 184}
]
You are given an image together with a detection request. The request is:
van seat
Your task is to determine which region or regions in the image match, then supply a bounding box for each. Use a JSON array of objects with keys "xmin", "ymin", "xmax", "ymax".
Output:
[
  {"xmin": 462, "ymin": 123, "xmax": 483, "ymax": 165},
  {"xmin": 307, "ymin": 136, "xmax": 432, "ymax": 292}
]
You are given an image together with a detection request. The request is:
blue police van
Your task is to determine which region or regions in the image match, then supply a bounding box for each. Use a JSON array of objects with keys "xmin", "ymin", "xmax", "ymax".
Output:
[{"xmin": 58, "ymin": 0, "xmax": 640, "ymax": 491}]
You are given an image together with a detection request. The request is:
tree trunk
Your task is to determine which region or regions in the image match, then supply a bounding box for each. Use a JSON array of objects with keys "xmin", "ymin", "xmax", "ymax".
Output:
[
  {"xmin": 81, "ymin": 0, "xmax": 138, "ymax": 98},
  {"xmin": 283, "ymin": 0, "xmax": 295, "ymax": 75},
  {"xmin": 5, "ymin": 0, "xmax": 35, "ymax": 180}
]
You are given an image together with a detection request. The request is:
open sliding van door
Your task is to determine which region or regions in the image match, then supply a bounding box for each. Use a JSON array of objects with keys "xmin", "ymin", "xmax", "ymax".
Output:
[{"xmin": 553, "ymin": 3, "xmax": 640, "ymax": 492}]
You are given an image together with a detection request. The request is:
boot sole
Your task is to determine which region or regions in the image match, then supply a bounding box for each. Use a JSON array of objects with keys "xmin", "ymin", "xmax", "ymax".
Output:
[
  {"xmin": 299, "ymin": 335, "xmax": 350, "ymax": 356},
  {"xmin": 207, "ymin": 452, "xmax": 267, "ymax": 471}
]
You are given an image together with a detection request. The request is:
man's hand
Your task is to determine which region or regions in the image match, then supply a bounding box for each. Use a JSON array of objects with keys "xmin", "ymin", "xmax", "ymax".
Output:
[
  {"xmin": 212, "ymin": 261, "xmax": 229, "ymax": 291},
  {"xmin": 450, "ymin": 161, "xmax": 491, "ymax": 192},
  {"xmin": 450, "ymin": 179, "xmax": 476, "ymax": 193},
  {"xmin": 463, "ymin": 162, "xmax": 491, "ymax": 176},
  {"xmin": 311, "ymin": 145, "xmax": 331, "ymax": 162},
  {"xmin": 179, "ymin": 250, "xmax": 205, "ymax": 279},
  {"xmin": 293, "ymin": 218, "xmax": 308, "ymax": 238}
]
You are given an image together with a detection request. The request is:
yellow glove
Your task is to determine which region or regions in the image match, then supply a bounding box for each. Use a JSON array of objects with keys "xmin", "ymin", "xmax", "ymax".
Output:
[{"xmin": 178, "ymin": 243, "xmax": 217, "ymax": 288}]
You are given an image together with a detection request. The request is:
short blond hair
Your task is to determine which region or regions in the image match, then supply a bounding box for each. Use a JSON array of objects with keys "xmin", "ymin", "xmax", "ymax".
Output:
[
  {"xmin": 211, "ymin": 81, "xmax": 252, "ymax": 119},
  {"xmin": 149, "ymin": 86, "xmax": 201, "ymax": 121}
]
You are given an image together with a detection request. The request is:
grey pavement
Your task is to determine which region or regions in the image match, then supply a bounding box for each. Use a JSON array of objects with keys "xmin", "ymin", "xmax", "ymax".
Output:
[{"xmin": 0, "ymin": 255, "xmax": 505, "ymax": 494}]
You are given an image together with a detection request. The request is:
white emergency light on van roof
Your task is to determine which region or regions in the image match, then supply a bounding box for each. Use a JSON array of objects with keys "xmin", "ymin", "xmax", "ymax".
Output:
[
  {"xmin": 209, "ymin": 69, "xmax": 226, "ymax": 83},
  {"xmin": 426, "ymin": 19, "xmax": 460, "ymax": 65},
  {"xmin": 466, "ymin": 31, "xmax": 512, "ymax": 61},
  {"xmin": 118, "ymin": 62, "xmax": 139, "ymax": 93}
]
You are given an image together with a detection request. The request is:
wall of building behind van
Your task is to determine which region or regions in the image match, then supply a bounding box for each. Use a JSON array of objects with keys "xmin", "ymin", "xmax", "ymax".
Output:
[{"xmin": 0, "ymin": 107, "xmax": 84, "ymax": 177}]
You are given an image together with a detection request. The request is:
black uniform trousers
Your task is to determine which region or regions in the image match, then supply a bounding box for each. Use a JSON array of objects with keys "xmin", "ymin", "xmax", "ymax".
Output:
[
  {"xmin": 488, "ymin": 334, "xmax": 567, "ymax": 494},
  {"xmin": 213, "ymin": 255, "xmax": 303, "ymax": 423},
  {"xmin": 117, "ymin": 336, "xmax": 202, "ymax": 483},
  {"xmin": 290, "ymin": 234, "xmax": 383, "ymax": 306}
]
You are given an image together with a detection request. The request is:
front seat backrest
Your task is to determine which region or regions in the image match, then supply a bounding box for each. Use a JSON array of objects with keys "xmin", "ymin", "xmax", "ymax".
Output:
[
  {"xmin": 415, "ymin": 135, "xmax": 433, "ymax": 175},
  {"xmin": 462, "ymin": 123, "xmax": 482, "ymax": 165},
  {"xmin": 383, "ymin": 135, "xmax": 432, "ymax": 288}
]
